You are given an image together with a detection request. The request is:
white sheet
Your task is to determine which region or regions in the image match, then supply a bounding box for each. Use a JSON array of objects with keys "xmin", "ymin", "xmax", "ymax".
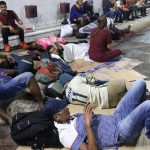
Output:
[{"xmin": 62, "ymin": 43, "xmax": 89, "ymax": 62}]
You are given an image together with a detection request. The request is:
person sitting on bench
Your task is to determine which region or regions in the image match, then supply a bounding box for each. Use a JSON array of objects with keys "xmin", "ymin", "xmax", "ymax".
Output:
[{"xmin": 0, "ymin": 1, "xmax": 29, "ymax": 52}]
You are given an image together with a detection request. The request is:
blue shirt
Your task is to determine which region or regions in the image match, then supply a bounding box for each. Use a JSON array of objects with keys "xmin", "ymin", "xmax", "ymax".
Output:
[
  {"xmin": 71, "ymin": 114, "xmax": 118, "ymax": 150},
  {"xmin": 0, "ymin": 68, "xmax": 12, "ymax": 82},
  {"xmin": 103, "ymin": 1, "xmax": 113, "ymax": 14},
  {"xmin": 70, "ymin": 4, "xmax": 85, "ymax": 22}
]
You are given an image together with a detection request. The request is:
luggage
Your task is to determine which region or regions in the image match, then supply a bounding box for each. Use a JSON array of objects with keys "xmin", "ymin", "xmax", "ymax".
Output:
[
  {"xmin": 11, "ymin": 111, "xmax": 63, "ymax": 149},
  {"xmin": 45, "ymin": 80, "xmax": 65, "ymax": 99}
]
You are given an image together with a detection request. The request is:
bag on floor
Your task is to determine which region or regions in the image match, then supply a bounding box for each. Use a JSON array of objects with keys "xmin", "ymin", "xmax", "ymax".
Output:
[
  {"xmin": 35, "ymin": 59, "xmax": 61, "ymax": 84},
  {"xmin": 45, "ymin": 80, "xmax": 65, "ymax": 98},
  {"xmin": 11, "ymin": 111, "xmax": 63, "ymax": 149}
]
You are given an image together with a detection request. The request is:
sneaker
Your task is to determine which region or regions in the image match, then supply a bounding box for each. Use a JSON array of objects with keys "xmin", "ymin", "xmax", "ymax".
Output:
[
  {"xmin": 4, "ymin": 44, "xmax": 11, "ymax": 52},
  {"xmin": 19, "ymin": 42, "xmax": 29, "ymax": 49}
]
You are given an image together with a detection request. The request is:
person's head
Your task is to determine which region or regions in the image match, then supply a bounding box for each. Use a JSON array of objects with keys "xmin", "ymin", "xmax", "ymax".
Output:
[
  {"xmin": 0, "ymin": 1, "xmax": 7, "ymax": 14},
  {"xmin": 44, "ymin": 98, "xmax": 70, "ymax": 123},
  {"xmin": 30, "ymin": 42, "xmax": 43, "ymax": 50},
  {"xmin": 47, "ymin": 42, "xmax": 63, "ymax": 55},
  {"xmin": 77, "ymin": 0, "xmax": 83, "ymax": 6},
  {"xmin": 48, "ymin": 45, "xmax": 58, "ymax": 54},
  {"xmin": 0, "ymin": 57, "xmax": 15, "ymax": 68},
  {"xmin": 97, "ymin": 15, "xmax": 107, "ymax": 29}
]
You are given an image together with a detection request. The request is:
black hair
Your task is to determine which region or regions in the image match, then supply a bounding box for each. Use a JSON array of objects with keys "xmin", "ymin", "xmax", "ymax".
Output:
[{"xmin": 0, "ymin": 1, "xmax": 6, "ymax": 6}]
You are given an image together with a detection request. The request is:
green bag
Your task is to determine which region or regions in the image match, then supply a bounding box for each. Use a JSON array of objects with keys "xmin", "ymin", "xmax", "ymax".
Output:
[{"xmin": 45, "ymin": 80, "xmax": 65, "ymax": 98}]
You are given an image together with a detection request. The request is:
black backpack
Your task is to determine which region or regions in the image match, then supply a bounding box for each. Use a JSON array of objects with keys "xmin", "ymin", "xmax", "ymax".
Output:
[{"xmin": 11, "ymin": 111, "xmax": 63, "ymax": 149}]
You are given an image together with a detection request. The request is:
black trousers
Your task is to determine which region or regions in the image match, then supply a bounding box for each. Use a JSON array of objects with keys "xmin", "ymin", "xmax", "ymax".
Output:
[{"xmin": 1, "ymin": 26, "xmax": 24, "ymax": 45}]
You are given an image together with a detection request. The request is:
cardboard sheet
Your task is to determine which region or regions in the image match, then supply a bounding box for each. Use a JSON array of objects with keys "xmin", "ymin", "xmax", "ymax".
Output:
[
  {"xmin": 72, "ymin": 57, "xmax": 146, "ymax": 82},
  {"xmin": 92, "ymin": 68, "xmax": 147, "ymax": 81}
]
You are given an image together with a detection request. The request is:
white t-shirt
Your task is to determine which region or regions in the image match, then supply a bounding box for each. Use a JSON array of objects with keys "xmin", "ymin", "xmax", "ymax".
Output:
[
  {"xmin": 54, "ymin": 117, "xmax": 78, "ymax": 148},
  {"xmin": 61, "ymin": 43, "xmax": 89, "ymax": 62}
]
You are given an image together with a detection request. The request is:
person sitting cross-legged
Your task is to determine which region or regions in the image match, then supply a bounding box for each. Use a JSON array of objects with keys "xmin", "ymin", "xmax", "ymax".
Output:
[
  {"xmin": 70, "ymin": 0, "xmax": 91, "ymax": 27},
  {"xmin": 0, "ymin": 1, "xmax": 29, "ymax": 52},
  {"xmin": 88, "ymin": 15, "xmax": 122, "ymax": 62}
]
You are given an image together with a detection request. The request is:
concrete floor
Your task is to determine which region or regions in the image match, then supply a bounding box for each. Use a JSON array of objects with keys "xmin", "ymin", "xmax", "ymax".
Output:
[{"xmin": 1, "ymin": 15, "xmax": 150, "ymax": 150}]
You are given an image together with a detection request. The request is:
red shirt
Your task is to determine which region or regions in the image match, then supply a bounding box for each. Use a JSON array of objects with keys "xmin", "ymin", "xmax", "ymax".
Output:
[
  {"xmin": 88, "ymin": 28, "xmax": 112, "ymax": 55},
  {"xmin": 0, "ymin": 10, "xmax": 19, "ymax": 28}
]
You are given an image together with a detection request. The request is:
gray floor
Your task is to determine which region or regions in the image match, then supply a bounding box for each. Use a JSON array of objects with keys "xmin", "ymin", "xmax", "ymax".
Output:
[{"xmin": 114, "ymin": 28, "xmax": 150, "ymax": 79}]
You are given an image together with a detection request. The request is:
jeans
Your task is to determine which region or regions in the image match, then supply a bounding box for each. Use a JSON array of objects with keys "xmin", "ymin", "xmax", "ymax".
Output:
[
  {"xmin": 1, "ymin": 26, "xmax": 24, "ymax": 45},
  {"xmin": 0, "ymin": 72, "xmax": 33, "ymax": 107},
  {"xmin": 113, "ymin": 79, "xmax": 150, "ymax": 143}
]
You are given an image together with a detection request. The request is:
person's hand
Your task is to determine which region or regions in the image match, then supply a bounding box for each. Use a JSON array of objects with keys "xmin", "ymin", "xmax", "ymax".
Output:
[
  {"xmin": 6, "ymin": 55, "xmax": 15, "ymax": 63},
  {"xmin": 38, "ymin": 102, "xmax": 44, "ymax": 111},
  {"xmin": 18, "ymin": 20, "xmax": 23, "ymax": 25},
  {"xmin": 8, "ymin": 26, "xmax": 15, "ymax": 32},
  {"xmin": 1, "ymin": 69, "xmax": 16, "ymax": 76},
  {"xmin": 109, "ymin": 29, "xmax": 115, "ymax": 34},
  {"xmin": 84, "ymin": 102, "xmax": 93, "ymax": 127}
]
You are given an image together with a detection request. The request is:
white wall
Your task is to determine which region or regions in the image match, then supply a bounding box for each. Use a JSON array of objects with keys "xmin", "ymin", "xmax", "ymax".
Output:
[{"xmin": 4, "ymin": 0, "xmax": 102, "ymax": 28}]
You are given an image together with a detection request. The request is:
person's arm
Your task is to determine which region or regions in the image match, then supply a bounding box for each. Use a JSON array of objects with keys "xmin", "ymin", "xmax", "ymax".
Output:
[
  {"xmin": 0, "ymin": 53, "xmax": 10, "ymax": 59},
  {"xmin": 17, "ymin": 19, "xmax": 23, "ymax": 25},
  {"xmin": 0, "ymin": 21, "xmax": 14, "ymax": 31},
  {"xmin": 1, "ymin": 69, "xmax": 18, "ymax": 76},
  {"xmin": 79, "ymin": 103, "xmax": 97, "ymax": 150},
  {"xmin": 106, "ymin": 30, "xmax": 113, "ymax": 51},
  {"xmin": 107, "ymin": 43, "xmax": 113, "ymax": 51},
  {"xmin": 11, "ymin": 10, "xmax": 24, "ymax": 26}
]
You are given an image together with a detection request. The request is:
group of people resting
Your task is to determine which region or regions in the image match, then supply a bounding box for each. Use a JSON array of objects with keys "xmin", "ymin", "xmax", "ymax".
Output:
[
  {"xmin": 1, "ymin": 52, "xmax": 150, "ymax": 150},
  {"xmin": 70, "ymin": 0, "xmax": 147, "ymax": 28},
  {"xmin": 103, "ymin": 0, "xmax": 147, "ymax": 23},
  {"xmin": 0, "ymin": 0, "xmax": 150, "ymax": 150}
]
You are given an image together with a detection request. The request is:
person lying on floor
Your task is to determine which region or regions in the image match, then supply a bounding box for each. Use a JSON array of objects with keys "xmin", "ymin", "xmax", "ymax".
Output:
[
  {"xmin": 88, "ymin": 15, "xmax": 122, "ymax": 62},
  {"xmin": 49, "ymin": 73, "xmax": 128, "ymax": 108},
  {"xmin": 28, "ymin": 40, "xmax": 89, "ymax": 62},
  {"xmin": 0, "ymin": 53, "xmax": 38, "ymax": 73},
  {"xmin": 30, "ymin": 36, "xmax": 67, "ymax": 50},
  {"xmin": 79, "ymin": 16, "xmax": 135, "ymax": 40},
  {"xmin": 44, "ymin": 79, "xmax": 150, "ymax": 150},
  {"xmin": 47, "ymin": 41, "xmax": 89, "ymax": 63},
  {"xmin": 0, "ymin": 71, "xmax": 44, "ymax": 124}
]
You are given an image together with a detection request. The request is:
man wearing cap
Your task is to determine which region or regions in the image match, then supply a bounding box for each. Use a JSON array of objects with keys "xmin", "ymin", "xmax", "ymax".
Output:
[
  {"xmin": 59, "ymin": 73, "xmax": 128, "ymax": 108},
  {"xmin": 44, "ymin": 79, "xmax": 150, "ymax": 150}
]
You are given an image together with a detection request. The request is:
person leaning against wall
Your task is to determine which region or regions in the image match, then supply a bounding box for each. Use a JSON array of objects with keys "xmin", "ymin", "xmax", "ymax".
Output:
[{"xmin": 0, "ymin": 1, "xmax": 29, "ymax": 52}]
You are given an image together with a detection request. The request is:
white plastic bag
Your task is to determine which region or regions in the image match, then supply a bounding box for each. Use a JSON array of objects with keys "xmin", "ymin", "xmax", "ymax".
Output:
[{"xmin": 60, "ymin": 24, "xmax": 73, "ymax": 38}]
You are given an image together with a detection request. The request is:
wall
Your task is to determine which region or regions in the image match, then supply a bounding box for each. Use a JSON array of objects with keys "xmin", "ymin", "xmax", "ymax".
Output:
[{"xmin": 4, "ymin": 0, "xmax": 102, "ymax": 28}]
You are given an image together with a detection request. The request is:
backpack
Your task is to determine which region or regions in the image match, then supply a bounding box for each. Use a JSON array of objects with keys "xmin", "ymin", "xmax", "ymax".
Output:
[
  {"xmin": 45, "ymin": 80, "xmax": 65, "ymax": 99},
  {"xmin": 11, "ymin": 111, "xmax": 63, "ymax": 149},
  {"xmin": 76, "ymin": 32, "xmax": 88, "ymax": 39},
  {"xmin": 35, "ymin": 59, "xmax": 61, "ymax": 84}
]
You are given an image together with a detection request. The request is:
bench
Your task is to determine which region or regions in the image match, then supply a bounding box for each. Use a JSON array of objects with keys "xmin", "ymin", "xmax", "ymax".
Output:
[{"xmin": 0, "ymin": 24, "xmax": 76, "ymax": 49}]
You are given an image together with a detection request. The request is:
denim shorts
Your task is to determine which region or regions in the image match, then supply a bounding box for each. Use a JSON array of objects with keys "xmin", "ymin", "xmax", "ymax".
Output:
[{"xmin": 0, "ymin": 72, "xmax": 33, "ymax": 107}]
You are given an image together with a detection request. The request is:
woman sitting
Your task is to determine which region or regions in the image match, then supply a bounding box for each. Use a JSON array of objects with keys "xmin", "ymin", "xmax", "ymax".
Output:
[{"xmin": 88, "ymin": 15, "xmax": 122, "ymax": 62}]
